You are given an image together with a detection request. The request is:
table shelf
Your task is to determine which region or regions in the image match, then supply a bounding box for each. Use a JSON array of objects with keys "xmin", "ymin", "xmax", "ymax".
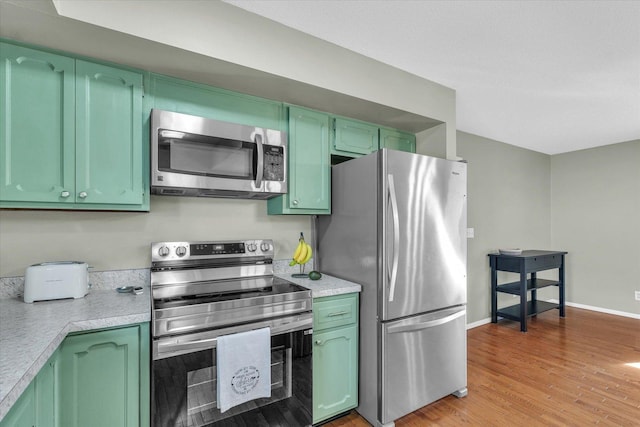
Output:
[
  {"xmin": 496, "ymin": 279, "xmax": 560, "ymax": 295},
  {"xmin": 497, "ymin": 301, "xmax": 560, "ymax": 321}
]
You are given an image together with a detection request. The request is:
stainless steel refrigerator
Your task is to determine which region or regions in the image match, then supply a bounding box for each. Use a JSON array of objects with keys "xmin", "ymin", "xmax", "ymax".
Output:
[{"xmin": 317, "ymin": 149, "xmax": 467, "ymax": 427}]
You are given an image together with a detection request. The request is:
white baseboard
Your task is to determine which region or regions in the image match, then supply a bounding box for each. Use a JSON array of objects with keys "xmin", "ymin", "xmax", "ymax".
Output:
[
  {"xmin": 547, "ymin": 299, "xmax": 640, "ymax": 320},
  {"xmin": 466, "ymin": 317, "xmax": 492, "ymax": 329},
  {"xmin": 468, "ymin": 301, "xmax": 640, "ymax": 327}
]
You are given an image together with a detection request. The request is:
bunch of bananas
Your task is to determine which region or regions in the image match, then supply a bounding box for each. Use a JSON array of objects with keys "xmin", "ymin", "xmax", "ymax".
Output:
[{"xmin": 289, "ymin": 232, "xmax": 313, "ymax": 266}]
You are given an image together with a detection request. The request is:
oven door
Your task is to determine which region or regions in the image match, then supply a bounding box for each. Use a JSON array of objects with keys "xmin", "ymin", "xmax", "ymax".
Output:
[{"xmin": 152, "ymin": 313, "xmax": 313, "ymax": 427}]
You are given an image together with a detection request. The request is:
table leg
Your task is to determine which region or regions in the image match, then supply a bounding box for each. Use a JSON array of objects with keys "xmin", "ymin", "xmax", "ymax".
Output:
[
  {"xmin": 530, "ymin": 272, "xmax": 537, "ymax": 308},
  {"xmin": 519, "ymin": 265, "xmax": 527, "ymax": 332},
  {"xmin": 491, "ymin": 258, "xmax": 498, "ymax": 323},
  {"xmin": 559, "ymin": 255, "xmax": 566, "ymax": 317}
]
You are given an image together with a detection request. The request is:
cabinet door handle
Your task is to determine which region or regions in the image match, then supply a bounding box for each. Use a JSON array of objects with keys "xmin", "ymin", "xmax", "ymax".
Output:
[
  {"xmin": 292, "ymin": 199, "xmax": 299, "ymax": 206},
  {"xmin": 78, "ymin": 191, "xmax": 88, "ymax": 199},
  {"xmin": 315, "ymin": 339, "xmax": 323, "ymax": 345},
  {"xmin": 327, "ymin": 311, "xmax": 349, "ymax": 317},
  {"xmin": 60, "ymin": 191, "xmax": 70, "ymax": 198}
]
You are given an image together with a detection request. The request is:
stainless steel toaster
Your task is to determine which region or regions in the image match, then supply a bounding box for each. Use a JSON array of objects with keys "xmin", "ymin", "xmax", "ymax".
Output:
[{"xmin": 24, "ymin": 261, "xmax": 89, "ymax": 303}]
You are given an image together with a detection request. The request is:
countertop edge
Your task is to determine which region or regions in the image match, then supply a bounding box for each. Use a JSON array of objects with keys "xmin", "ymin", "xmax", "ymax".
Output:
[{"xmin": 277, "ymin": 273, "xmax": 362, "ymax": 298}]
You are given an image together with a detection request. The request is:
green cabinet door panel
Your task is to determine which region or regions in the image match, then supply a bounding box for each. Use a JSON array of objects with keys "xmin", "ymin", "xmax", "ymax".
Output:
[
  {"xmin": 0, "ymin": 381, "xmax": 35, "ymax": 427},
  {"xmin": 268, "ymin": 106, "xmax": 330, "ymax": 214},
  {"xmin": 312, "ymin": 325, "xmax": 358, "ymax": 423},
  {"xmin": 380, "ymin": 127, "xmax": 416, "ymax": 153},
  {"xmin": 34, "ymin": 350, "xmax": 60, "ymax": 427},
  {"xmin": 149, "ymin": 73, "xmax": 285, "ymax": 131},
  {"xmin": 75, "ymin": 61, "xmax": 143, "ymax": 205},
  {"xmin": 59, "ymin": 324, "xmax": 149, "ymax": 427},
  {"xmin": 0, "ymin": 43, "xmax": 76, "ymax": 203},
  {"xmin": 0, "ymin": 382, "xmax": 36, "ymax": 427},
  {"xmin": 332, "ymin": 117, "xmax": 379, "ymax": 157},
  {"xmin": 0, "ymin": 349, "xmax": 59, "ymax": 427}
]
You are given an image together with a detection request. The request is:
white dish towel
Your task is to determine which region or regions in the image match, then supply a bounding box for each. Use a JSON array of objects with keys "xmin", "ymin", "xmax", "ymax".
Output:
[{"xmin": 216, "ymin": 327, "xmax": 271, "ymax": 413}]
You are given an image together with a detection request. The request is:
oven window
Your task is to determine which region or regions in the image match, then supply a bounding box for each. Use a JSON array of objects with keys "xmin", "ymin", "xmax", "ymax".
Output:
[
  {"xmin": 158, "ymin": 131, "xmax": 255, "ymax": 180},
  {"xmin": 153, "ymin": 332, "xmax": 312, "ymax": 427}
]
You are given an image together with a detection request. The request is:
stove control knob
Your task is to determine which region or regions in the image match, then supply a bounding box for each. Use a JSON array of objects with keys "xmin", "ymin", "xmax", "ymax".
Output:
[
  {"xmin": 260, "ymin": 242, "xmax": 271, "ymax": 252},
  {"xmin": 158, "ymin": 246, "xmax": 170, "ymax": 257},
  {"xmin": 175, "ymin": 246, "xmax": 187, "ymax": 257},
  {"xmin": 247, "ymin": 243, "xmax": 257, "ymax": 252}
]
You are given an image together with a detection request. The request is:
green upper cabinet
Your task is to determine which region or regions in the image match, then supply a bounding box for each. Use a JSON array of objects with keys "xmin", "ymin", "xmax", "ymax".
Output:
[
  {"xmin": 148, "ymin": 73, "xmax": 285, "ymax": 131},
  {"xmin": 59, "ymin": 324, "xmax": 149, "ymax": 427},
  {"xmin": 75, "ymin": 61, "xmax": 143, "ymax": 206},
  {"xmin": 268, "ymin": 106, "xmax": 331, "ymax": 215},
  {"xmin": 331, "ymin": 117, "xmax": 379, "ymax": 158},
  {"xmin": 0, "ymin": 42, "xmax": 148, "ymax": 211},
  {"xmin": 0, "ymin": 43, "xmax": 76, "ymax": 204},
  {"xmin": 379, "ymin": 127, "xmax": 416, "ymax": 153}
]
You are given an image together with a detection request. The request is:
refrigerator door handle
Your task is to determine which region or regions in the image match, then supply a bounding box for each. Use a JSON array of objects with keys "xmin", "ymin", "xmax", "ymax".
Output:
[
  {"xmin": 386, "ymin": 309, "xmax": 466, "ymax": 334},
  {"xmin": 387, "ymin": 173, "xmax": 400, "ymax": 302}
]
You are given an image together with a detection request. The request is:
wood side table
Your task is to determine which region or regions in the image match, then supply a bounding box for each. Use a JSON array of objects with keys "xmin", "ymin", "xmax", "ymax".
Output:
[{"xmin": 488, "ymin": 250, "xmax": 567, "ymax": 332}]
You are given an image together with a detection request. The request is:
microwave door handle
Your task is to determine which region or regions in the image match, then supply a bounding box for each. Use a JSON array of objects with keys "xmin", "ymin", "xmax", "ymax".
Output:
[{"xmin": 254, "ymin": 133, "xmax": 264, "ymax": 188}]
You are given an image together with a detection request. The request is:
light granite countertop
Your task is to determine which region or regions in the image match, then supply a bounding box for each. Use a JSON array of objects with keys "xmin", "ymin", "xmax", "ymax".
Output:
[
  {"xmin": 272, "ymin": 259, "xmax": 362, "ymax": 298},
  {"xmin": 0, "ymin": 287, "xmax": 151, "ymax": 420},
  {"xmin": 277, "ymin": 272, "xmax": 362, "ymax": 298},
  {"xmin": 0, "ymin": 264, "xmax": 360, "ymax": 421}
]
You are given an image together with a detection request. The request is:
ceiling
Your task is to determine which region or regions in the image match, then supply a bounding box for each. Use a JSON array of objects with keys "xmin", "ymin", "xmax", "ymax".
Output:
[{"xmin": 224, "ymin": 1, "xmax": 640, "ymax": 155}]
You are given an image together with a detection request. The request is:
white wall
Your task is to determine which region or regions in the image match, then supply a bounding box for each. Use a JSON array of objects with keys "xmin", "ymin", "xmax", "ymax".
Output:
[
  {"xmin": 0, "ymin": 197, "xmax": 310, "ymax": 277},
  {"xmin": 551, "ymin": 140, "xmax": 640, "ymax": 315},
  {"xmin": 0, "ymin": 0, "xmax": 457, "ymax": 157},
  {"xmin": 457, "ymin": 131, "xmax": 552, "ymax": 323}
]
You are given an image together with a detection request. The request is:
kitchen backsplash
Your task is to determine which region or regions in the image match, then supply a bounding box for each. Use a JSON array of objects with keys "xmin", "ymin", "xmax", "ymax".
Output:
[
  {"xmin": 0, "ymin": 268, "xmax": 150, "ymax": 299},
  {"xmin": 0, "ymin": 260, "xmax": 312, "ymax": 299}
]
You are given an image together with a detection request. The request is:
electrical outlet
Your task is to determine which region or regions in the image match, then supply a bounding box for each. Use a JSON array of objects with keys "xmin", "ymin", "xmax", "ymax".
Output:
[{"xmin": 635, "ymin": 291, "xmax": 640, "ymax": 301}]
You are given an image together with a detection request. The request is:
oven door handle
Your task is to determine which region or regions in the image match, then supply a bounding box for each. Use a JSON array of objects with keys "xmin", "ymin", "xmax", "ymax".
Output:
[{"xmin": 154, "ymin": 314, "xmax": 313, "ymax": 359}]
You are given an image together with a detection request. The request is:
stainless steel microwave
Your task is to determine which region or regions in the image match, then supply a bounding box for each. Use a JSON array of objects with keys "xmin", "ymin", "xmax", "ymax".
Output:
[{"xmin": 150, "ymin": 109, "xmax": 287, "ymax": 199}]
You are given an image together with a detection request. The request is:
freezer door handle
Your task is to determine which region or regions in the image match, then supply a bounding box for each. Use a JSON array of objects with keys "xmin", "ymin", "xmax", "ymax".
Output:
[
  {"xmin": 387, "ymin": 173, "xmax": 400, "ymax": 302},
  {"xmin": 386, "ymin": 309, "xmax": 466, "ymax": 334}
]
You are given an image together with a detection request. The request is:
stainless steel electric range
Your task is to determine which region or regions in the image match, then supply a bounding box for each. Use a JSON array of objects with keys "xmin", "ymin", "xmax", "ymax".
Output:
[{"xmin": 150, "ymin": 239, "xmax": 313, "ymax": 427}]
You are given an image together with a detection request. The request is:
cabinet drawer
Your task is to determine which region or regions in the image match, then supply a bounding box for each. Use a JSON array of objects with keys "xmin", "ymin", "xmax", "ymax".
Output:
[{"xmin": 314, "ymin": 294, "xmax": 358, "ymax": 332}]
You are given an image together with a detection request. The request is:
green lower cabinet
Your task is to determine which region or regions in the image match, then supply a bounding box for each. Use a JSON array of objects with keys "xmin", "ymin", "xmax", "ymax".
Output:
[
  {"xmin": 379, "ymin": 127, "xmax": 416, "ymax": 153},
  {"xmin": 0, "ymin": 323, "xmax": 149, "ymax": 427},
  {"xmin": 59, "ymin": 324, "xmax": 149, "ymax": 427},
  {"xmin": 0, "ymin": 349, "xmax": 59, "ymax": 427},
  {"xmin": 0, "ymin": 381, "xmax": 35, "ymax": 427},
  {"xmin": 34, "ymin": 350, "xmax": 59, "ymax": 427},
  {"xmin": 312, "ymin": 293, "xmax": 359, "ymax": 424}
]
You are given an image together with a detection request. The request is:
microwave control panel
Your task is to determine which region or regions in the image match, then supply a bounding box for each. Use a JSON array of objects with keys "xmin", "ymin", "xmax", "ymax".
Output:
[{"xmin": 264, "ymin": 146, "xmax": 285, "ymax": 181}]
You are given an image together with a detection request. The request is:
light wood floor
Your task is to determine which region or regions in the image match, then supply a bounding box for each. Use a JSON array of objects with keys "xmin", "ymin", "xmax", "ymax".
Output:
[{"xmin": 325, "ymin": 307, "xmax": 640, "ymax": 426}]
